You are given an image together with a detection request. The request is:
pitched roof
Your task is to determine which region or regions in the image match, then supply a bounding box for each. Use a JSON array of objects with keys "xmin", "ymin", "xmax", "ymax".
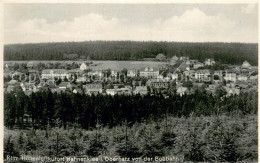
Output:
[{"xmin": 8, "ymin": 80, "xmax": 18, "ymax": 85}]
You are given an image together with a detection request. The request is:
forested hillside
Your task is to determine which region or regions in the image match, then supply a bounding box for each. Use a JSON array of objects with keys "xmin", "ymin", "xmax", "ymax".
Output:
[{"xmin": 4, "ymin": 41, "xmax": 258, "ymax": 65}]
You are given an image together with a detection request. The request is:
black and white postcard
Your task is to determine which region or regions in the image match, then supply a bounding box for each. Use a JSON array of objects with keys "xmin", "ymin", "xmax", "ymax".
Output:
[{"xmin": 2, "ymin": 1, "xmax": 258, "ymax": 162}]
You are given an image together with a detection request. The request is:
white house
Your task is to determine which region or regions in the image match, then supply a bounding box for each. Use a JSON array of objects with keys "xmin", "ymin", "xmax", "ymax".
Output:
[
  {"xmin": 223, "ymin": 86, "xmax": 240, "ymax": 97},
  {"xmin": 106, "ymin": 89, "xmax": 117, "ymax": 96},
  {"xmin": 58, "ymin": 82, "xmax": 71, "ymax": 89},
  {"xmin": 42, "ymin": 69, "xmax": 70, "ymax": 80},
  {"xmin": 139, "ymin": 67, "xmax": 159, "ymax": 78},
  {"xmin": 242, "ymin": 61, "xmax": 251, "ymax": 69},
  {"xmin": 171, "ymin": 73, "xmax": 178, "ymax": 80},
  {"xmin": 111, "ymin": 70, "xmax": 118, "ymax": 77},
  {"xmin": 170, "ymin": 55, "xmax": 179, "ymax": 65},
  {"xmin": 84, "ymin": 83, "xmax": 103, "ymax": 95},
  {"xmin": 133, "ymin": 86, "xmax": 148, "ymax": 95},
  {"xmin": 179, "ymin": 56, "xmax": 189, "ymax": 61},
  {"xmin": 237, "ymin": 75, "xmax": 248, "ymax": 81},
  {"xmin": 224, "ymin": 73, "xmax": 236, "ymax": 82},
  {"xmin": 249, "ymin": 75, "xmax": 258, "ymax": 80},
  {"xmin": 193, "ymin": 62, "xmax": 204, "ymax": 69},
  {"xmin": 127, "ymin": 69, "xmax": 137, "ymax": 77},
  {"xmin": 177, "ymin": 86, "xmax": 188, "ymax": 96},
  {"xmin": 194, "ymin": 70, "xmax": 210, "ymax": 82},
  {"xmin": 80, "ymin": 63, "xmax": 88, "ymax": 71},
  {"xmin": 204, "ymin": 59, "xmax": 215, "ymax": 66},
  {"xmin": 88, "ymin": 70, "xmax": 103, "ymax": 78}
]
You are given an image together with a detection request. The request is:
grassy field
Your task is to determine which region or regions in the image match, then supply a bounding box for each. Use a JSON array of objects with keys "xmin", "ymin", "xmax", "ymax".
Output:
[
  {"xmin": 4, "ymin": 114, "xmax": 257, "ymax": 162},
  {"xmin": 5, "ymin": 60, "xmax": 167, "ymax": 71}
]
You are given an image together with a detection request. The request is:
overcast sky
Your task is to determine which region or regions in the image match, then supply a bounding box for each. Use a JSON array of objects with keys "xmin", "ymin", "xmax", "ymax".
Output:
[{"xmin": 4, "ymin": 3, "xmax": 258, "ymax": 44}]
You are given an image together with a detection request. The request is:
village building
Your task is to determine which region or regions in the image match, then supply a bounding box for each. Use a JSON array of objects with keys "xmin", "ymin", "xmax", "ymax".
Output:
[
  {"xmin": 205, "ymin": 84, "xmax": 218, "ymax": 94},
  {"xmin": 5, "ymin": 63, "xmax": 15, "ymax": 70},
  {"xmin": 42, "ymin": 69, "xmax": 69, "ymax": 80},
  {"xmin": 164, "ymin": 76, "xmax": 171, "ymax": 81},
  {"xmin": 6, "ymin": 79, "xmax": 20, "ymax": 93},
  {"xmin": 224, "ymin": 73, "xmax": 237, "ymax": 82},
  {"xmin": 73, "ymin": 88, "xmax": 83, "ymax": 94},
  {"xmin": 111, "ymin": 70, "xmax": 118, "ymax": 78},
  {"xmin": 249, "ymin": 74, "xmax": 258, "ymax": 80},
  {"xmin": 116, "ymin": 88, "xmax": 132, "ymax": 95},
  {"xmin": 169, "ymin": 55, "xmax": 179, "ymax": 65},
  {"xmin": 223, "ymin": 86, "xmax": 240, "ymax": 97},
  {"xmin": 106, "ymin": 87, "xmax": 132, "ymax": 96},
  {"xmin": 113, "ymin": 84, "xmax": 124, "ymax": 89},
  {"xmin": 176, "ymin": 86, "xmax": 188, "ymax": 96},
  {"xmin": 88, "ymin": 70, "xmax": 103, "ymax": 78},
  {"xmin": 185, "ymin": 60, "xmax": 191, "ymax": 65},
  {"xmin": 4, "ymin": 69, "xmax": 13, "ymax": 77},
  {"xmin": 235, "ymin": 83, "xmax": 249, "ymax": 91},
  {"xmin": 169, "ymin": 73, "xmax": 178, "ymax": 81},
  {"xmin": 20, "ymin": 82, "xmax": 38, "ymax": 92},
  {"xmin": 79, "ymin": 63, "xmax": 88, "ymax": 71},
  {"xmin": 127, "ymin": 69, "xmax": 137, "ymax": 77},
  {"xmin": 189, "ymin": 60, "xmax": 198, "ymax": 64},
  {"xmin": 237, "ymin": 75, "xmax": 248, "ymax": 81},
  {"xmin": 171, "ymin": 55, "xmax": 179, "ymax": 61},
  {"xmin": 204, "ymin": 59, "xmax": 215, "ymax": 66},
  {"xmin": 68, "ymin": 69, "xmax": 83, "ymax": 75},
  {"xmin": 179, "ymin": 56, "xmax": 189, "ymax": 61},
  {"xmin": 146, "ymin": 79, "xmax": 170, "ymax": 89},
  {"xmin": 84, "ymin": 83, "xmax": 103, "ymax": 95},
  {"xmin": 194, "ymin": 70, "xmax": 210, "ymax": 82},
  {"xmin": 241, "ymin": 61, "xmax": 251, "ymax": 69},
  {"xmin": 193, "ymin": 82, "xmax": 205, "ymax": 88},
  {"xmin": 58, "ymin": 82, "xmax": 74, "ymax": 90},
  {"xmin": 106, "ymin": 89, "xmax": 117, "ymax": 96},
  {"xmin": 183, "ymin": 70, "xmax": 195, "ymax": 79},
  {"xmin": 8, "ymin": 79, "xmax": 18, "ymax": 85},
  {"xmin": 139, "ymin": 67, "xmax": 159, "ymax": 78},
  {"xmin": 6, "ymin": 85, "xmax": 15, "ymax": 93},
  {"xmin": 50, "ymin": 88, "xmax": 66, "ymax": 94},
  {"xmin": 76, "ymin": 76, "xmax": 89, "ymax": 83},
  {"xmin": 133, "ymin": 86, "xmax": 148, "ymax": 95},
  {"xmin": 27, "ymin": 61, "xmax": 35, "ymax": 70},
  {"xmin": 24, "ymin": 90, "xmax": 33, "ymax": 96},
  {"xmin": 157, "ymin": 75, "xmax": 164, "ymax": 79},
  {"xmin": 193, "ymin": 62, "xmax": 204, "ymax": 69},
  {"xmin": 177, "ymin": 62, "xmax": 190, "ymax": 72},
  {"xmin": 20, "ymin": 82, "xmax": 29, "ymax": 91}
]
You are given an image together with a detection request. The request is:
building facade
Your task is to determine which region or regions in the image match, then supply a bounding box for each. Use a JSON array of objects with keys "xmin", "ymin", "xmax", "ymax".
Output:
[{"xmin": 42, "ymin": 69, "xmax": 70, "ymax": 80}]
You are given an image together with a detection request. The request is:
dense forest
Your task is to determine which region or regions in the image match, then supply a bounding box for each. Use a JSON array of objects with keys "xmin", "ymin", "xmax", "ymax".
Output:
[
  {"xmin": 4, "ymin": 89, "xmax": 258, "ymax": 162},
  {"xmin": 4, "ymin": 115, "xmax": 257, "ymax": 162},
  {"xmin": 4, "ymin": 90, "xmax": 257, "ymax": 130},
  {"xmin": 4, "ymin": 41, "xmax": 258, "ymax": 65}
]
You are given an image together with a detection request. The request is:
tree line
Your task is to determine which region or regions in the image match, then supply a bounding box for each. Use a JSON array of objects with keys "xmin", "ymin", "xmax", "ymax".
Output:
[
  {"xmin": 4, "ymin": 89, "xmax": 257, "ymax": 130},
  {"xmin": 4, "ymin": 41, "xmax": 258, "ymax": 65}
]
